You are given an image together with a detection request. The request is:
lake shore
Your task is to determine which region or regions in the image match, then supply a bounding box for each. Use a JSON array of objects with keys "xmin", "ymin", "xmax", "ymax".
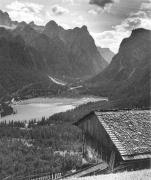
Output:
[{"xmin": 0, "ymin": 96, "xmax": 107, "ymax": 122}]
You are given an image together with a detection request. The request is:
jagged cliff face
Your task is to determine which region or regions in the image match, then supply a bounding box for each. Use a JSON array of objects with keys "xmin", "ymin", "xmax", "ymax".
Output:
[
  {"xmin": 0, "ymin": 28, "xmax": 49, "ymax": 96},
  {"xmin": 13, "ymin": 20, "xmax": 107, "ymax": 80},
  {"xmin": 0, "ymin": 27, "xmax": 70, "ymax": 100},
  {"xmin": 0, "ymin": 10, "xmax": 108, "ymax": 99},
  {"xmin": 43, "ymin": 21, "xmax": 107, "ymax": 79},
  {"xmin": 97, "ymin": 47, "xmax": 114, "ymax": 64},
  {"xmin": 0, "ymin": 10, "xmax": 107, "ymax": 81},
  {"xmin": 86, "ymin": 28, "xmax": 151, "ymax": 108},
  {"xmin": 0, "ymin": 10, "xmax": 12, "ymax": 26},
  {"xmin": 102, "ymin": 28, "xmax": 151, "ymax": 80}
]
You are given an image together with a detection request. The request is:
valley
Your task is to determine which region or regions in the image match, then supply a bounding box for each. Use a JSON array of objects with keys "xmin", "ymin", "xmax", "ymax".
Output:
[{"xmin": 0, "ymin": 4, "xmax": 150, "ymax": 180}]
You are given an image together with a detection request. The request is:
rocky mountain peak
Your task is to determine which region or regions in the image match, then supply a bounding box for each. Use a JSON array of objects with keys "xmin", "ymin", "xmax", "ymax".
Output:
[
  {"xmin": 29, "ymin": 21, "xmax": 35, "ymax": 26},
  {"xmin": 47, "ymin": 20, "xmax": 58, "ymax": 26},
  {"xmin": 131, "ymin": 28, "xmax": 149, "ymax": 36},
  {"xmin": 0, "ymin": 10, "xmax": 12, "ymax": 26},
  {"xmin": 81, "ymin": 25, "xmax": 88, "ymax": 31},
  {"xmin": 119, "ymin": 28, "xmax": 150, "ymax": 57},
  {"xmin": 86, "ymin": 28, "xmax": 151, "ymax": 108},
  {"xmin": 43, "ymin": 20, "xmax": 64, "ymax": 38},
  {"xmin": 97, "ymin": 47, "xmax": 114, "ymax": 63},
  {"xmin": 78, "ymin": 25, "xmax": 88, "ymax": 33},
  {"xmin": 72, "ymin": 25, "xmax": 89, "ymax": 35}
]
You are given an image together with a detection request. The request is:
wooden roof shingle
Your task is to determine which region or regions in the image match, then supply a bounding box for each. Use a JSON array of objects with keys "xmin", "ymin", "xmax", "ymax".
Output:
[{"xmin": 95, "ymin": 110, "xmax": 151, "ymax": 160}]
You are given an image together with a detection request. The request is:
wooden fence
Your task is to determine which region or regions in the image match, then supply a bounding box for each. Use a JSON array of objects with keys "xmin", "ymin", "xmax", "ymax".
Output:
[{"xmin": 4, "ymin": 172, "xmax": 62, "ymax": 180}]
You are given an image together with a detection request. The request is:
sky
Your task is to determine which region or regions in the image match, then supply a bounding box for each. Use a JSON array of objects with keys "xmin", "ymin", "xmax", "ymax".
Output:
[{"xmin": 0, "ymin": 0, "xmax": 151, "ymax": 53}]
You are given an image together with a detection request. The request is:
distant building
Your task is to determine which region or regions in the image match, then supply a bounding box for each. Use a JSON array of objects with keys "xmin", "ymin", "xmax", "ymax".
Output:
[{"xmin": 74, "ymin": 110, "xmax": 151, "ymax": 172}]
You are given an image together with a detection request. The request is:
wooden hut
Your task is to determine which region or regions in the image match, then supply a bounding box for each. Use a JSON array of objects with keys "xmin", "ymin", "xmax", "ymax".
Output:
[{"xmin": 74, "ymin": 110, "xmax": 151, "ymax": 172}]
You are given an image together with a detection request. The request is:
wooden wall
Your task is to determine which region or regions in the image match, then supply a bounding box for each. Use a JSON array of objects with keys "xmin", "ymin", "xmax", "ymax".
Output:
[
  {"xmin": 77, "ymin": 113, "xmax": 122, "ymax": 167},
  {"xmin": 76, "ymin": 113, "xmax": 150, "ymax": 171}
]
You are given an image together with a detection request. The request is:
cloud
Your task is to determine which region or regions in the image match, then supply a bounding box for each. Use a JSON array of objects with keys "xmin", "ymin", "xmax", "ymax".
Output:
[
  {"xmin": 92, "ymin": 12, "xmax": 151, "ymax": 53},
  {"xmin": 88, "ymin": 8, "xmax": 103, "ymax": 15},
  {"xmin": 115, "ymin": 17, "xmax": 141, "ymax": 32},
  {"xmin": 140, "ymin": 0, "xmax": 151, "ymax": 17},
  {"xmin": 6, "ymin": 1, "xmax": 44, "ymax": 24},
  {"xmin": 88, "ymin": 9, "xmax": 99, "ymax": 15},
  {"xmin": 115, "ymin": 3, "xmax": 151, "ymax": 31},
  {"xmin": 62, "ymin": 0, "xmax": 74, "ymax": 4},
  {"xmin": 6, "ymin": 1, "xmax": 43, "ymax": 13},
  {"xmin": 89, "ymin": 0, "xmax": 119, "ymax": 13},
  {"xmin": 72, "ymin": 15, "xmax": 86, "ymax": 27},
  {"xmin": 89, "ymin": 0, "xmax": 114, "ymax": 8},
  {"xmin": 91, "ymin": 30, "xmax": 130, "ymax": 53},
  {"xmin": 91, "ymin": 0, "xmax": 151, "ymax": 53},
  {"xmin": 51, "ymin": 4, "xmax": 69, "ymax": 15}
]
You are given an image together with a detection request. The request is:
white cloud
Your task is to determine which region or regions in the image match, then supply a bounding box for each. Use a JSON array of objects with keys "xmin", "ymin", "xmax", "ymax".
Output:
[
  {"xmin": 115, "ymin": 11, "xmax": 151, "ymax": 31},
  {"xmin": 141, "ymin": 0, "xmax": 151, "ymax": 10},
  {"xmin": 6, "ymin": 1, "xmax": 43, "ymax": 13},
  {"xmin": 62, "ymin": 0, "xmax": 74, "ymax": 4},
  {"xmin": 51, "ymin": 4, "xmax": 69, "ymax": 15},
  {"xmin": 88, "ymin": 7, "xmax": 103, "ymax": 15},
  {"xmin": 140, "ymin": 0, "xmax": 151, "ymax": 18},
  {"xmin": 88, "ymin": 9, "xmax": 98, "ymax": 15},
  {"xmin": 91, "ymin": 0, "xmax": 151, "ymax": 53},
  {"xmin": 72, "ymin": 15, "xmax": 86, "ymax": 27},
  {"xmin": 91, "ymin": 30, "xmax": 130, "ymax": 53},
  {"xmin": 6, "ymin": 1, "xmax": 44, "ymax": 24},
  {"xmin": 8, "ymin": 11, "xmax": 44, "ymax": 25}
]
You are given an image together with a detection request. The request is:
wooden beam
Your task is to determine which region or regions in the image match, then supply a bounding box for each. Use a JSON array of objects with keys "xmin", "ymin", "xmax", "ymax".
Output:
[
  {"xmin": 109, "ymin": 151, "xmax": 116, "ymax": 171},
  {"xmin": 82, "ymin": 130, "xmax": 86, "ymax": 158}
]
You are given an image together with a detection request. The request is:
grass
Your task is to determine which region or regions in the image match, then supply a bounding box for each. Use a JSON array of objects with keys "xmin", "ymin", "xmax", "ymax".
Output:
[{"xmin": 67, "ymin": 169, "xmax": 151, "ymax": 180}]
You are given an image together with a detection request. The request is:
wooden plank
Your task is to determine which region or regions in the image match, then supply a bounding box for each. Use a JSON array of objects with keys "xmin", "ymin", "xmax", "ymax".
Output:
[
  {"xmin": 109, "ymin": 151, "xmax": 115, "ymax": 171},
  {"xmin": 64, "ymin": 163, "xmax": 108, "ymax": 179}
]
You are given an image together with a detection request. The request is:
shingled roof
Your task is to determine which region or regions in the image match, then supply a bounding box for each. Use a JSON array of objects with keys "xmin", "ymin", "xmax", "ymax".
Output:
[{"xmin": 95, "ymin": 110, "xmax": 151, "ymax": 161}]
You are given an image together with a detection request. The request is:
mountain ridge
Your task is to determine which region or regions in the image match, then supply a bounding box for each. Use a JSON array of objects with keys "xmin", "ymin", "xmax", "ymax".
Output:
[
  {"xmin": 84, "ymin": 28, "xmax": 151, "ymax": 108},
  {"xmin": 97, "ymin": 47, "xmax": 114, "ymax": 64},
  {"xmin": 0, "ymin": 9, "xmax": 107, "ymax": 100}
]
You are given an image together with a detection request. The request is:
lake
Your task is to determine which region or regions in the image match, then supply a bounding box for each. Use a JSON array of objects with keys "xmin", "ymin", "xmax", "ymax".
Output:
[{"xmin": 0, "ymin": 96, "xmax": 107, "ymax": 122}]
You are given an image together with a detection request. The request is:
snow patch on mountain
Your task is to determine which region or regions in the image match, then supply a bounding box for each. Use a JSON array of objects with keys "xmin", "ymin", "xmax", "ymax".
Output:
[
  {"xmin": 69, "ymin": 86, "xmax": 83, "ymax": 90},
  {"xmin": 48, "ymin": 76, "xmax": 67, "ymax": 86}
]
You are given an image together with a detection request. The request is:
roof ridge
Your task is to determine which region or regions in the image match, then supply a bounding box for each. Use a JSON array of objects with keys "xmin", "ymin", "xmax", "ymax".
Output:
[{"xmin": 95, "ymin": 109, "xmax": 151, "ymax": 113}]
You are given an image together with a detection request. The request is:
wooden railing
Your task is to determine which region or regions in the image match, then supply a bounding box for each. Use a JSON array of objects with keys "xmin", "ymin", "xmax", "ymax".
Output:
[
  {"xmin": 4, "ymin": 172, "xmax": 62, "ymax": 180},
  {"xmin": 4, "ymin": 162, "xmax": 109, "ymax": 180}
]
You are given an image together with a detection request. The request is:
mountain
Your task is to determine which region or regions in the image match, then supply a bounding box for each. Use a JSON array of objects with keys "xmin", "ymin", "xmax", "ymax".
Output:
[
  {"xmin": 13, "ymin": 20, "xmax": 107, "ymax": 81},
  {"xmin": 85, "ymin": 28, "xmax": 151, "ymax": 108},
  {"xmin": 0, "ymin": 10, "xmax": 108, "ymax": 100},
  {"xmin": 97, "ymin": 47, "xmax": 114, "ymax": 63},
  {"xmin": 0, "ymin": 27, "xmax": 68, "ymax": 101},
  {"xmin": 0, "ymin": 10, "xmax": 12, "ymax": 27},
  {"xmin": 43, "ymin": 21, "xmax": 108, "ymax": 79}
]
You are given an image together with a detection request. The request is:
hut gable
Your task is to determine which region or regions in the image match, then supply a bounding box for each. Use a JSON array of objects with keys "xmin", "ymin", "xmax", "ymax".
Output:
[{"xmin": 95, "ymin": 110, "xmax": 151, "ymax": 160}]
